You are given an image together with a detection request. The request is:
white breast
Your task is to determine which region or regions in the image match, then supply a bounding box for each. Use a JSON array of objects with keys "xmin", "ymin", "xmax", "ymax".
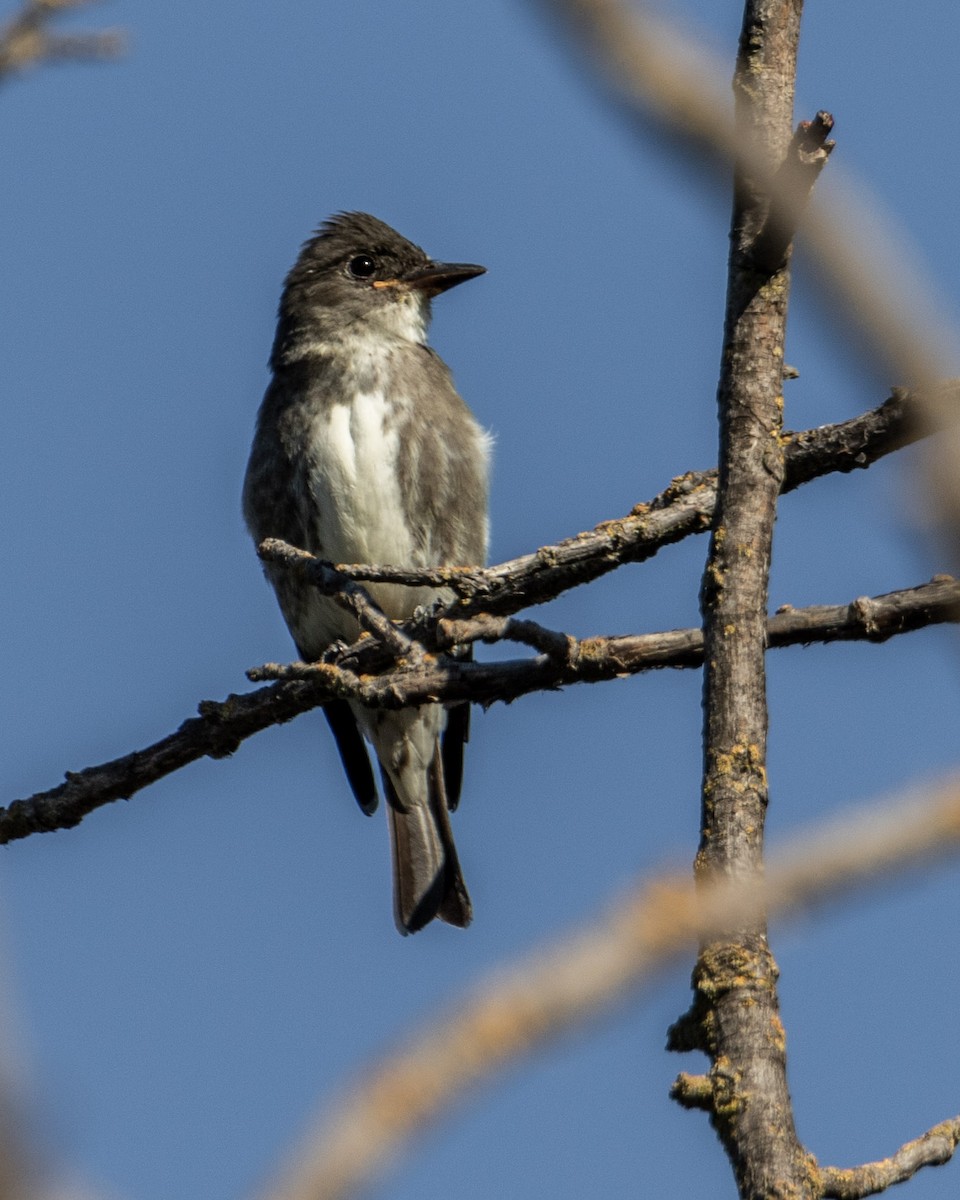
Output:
[
  {"xmin": 307, "ymin": 389, "xmax": 413, "ymax": 563},
  {"xmin": 304, "ymin": 387, "xmax": 442, "ymax": 634}
]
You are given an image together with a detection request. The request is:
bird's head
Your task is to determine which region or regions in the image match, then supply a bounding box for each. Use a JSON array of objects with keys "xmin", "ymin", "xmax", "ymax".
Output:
[{"xmin": 272, "ymin": 212, "xmax": 485, "ymax": 366}]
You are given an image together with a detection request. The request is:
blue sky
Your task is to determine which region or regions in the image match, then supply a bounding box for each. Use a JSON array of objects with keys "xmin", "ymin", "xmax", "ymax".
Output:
[{"xmin": 3, "ymin": 2, "xmax": 960, "ymax": 1198}]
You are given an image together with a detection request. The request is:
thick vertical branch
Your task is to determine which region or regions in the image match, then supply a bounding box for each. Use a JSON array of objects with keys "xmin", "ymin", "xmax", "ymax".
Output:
[{"xmin": 670, "ymin": 3, "xmax": 817, "ymax": 1198}]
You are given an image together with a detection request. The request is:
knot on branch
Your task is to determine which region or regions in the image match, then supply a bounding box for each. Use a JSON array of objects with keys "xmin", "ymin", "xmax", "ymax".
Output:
[
  {"xmin": 670, "ymin": 1072, "xmax": 715, "ymax": 1111},
  {"xmin": 690, "ymin": 939, "xmax": 780, "ymax": 1001},
  {"xmin": 751, "ymin": 109, "xmax": 836, "ymax": 272},
  {"xmin": 667, "ymin": 996, "xmax": 715, "ymax": 1054},
  {"xmin": 848, "ymin": 595, "xmax": 883, "ymax": 639},
  {"xmin": 795, "ymin": 110, "xmax": 836, "ymax": 161},
  {"xmin": 646, "ymin": 470, "xmax": 715, "ymax": 514},
  {"xmin": 194, "ymin": 697, "xmax": 248, "ymax": 758}
]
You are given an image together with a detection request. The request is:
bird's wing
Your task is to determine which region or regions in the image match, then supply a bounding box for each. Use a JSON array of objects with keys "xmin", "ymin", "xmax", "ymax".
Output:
[
  {"xmin": 322, "ymin": 700, "xmax": 379, "ymax": 815},
  {"xmin": 440, "ymin": 645, "xmax": 473, "ymax": 813}
]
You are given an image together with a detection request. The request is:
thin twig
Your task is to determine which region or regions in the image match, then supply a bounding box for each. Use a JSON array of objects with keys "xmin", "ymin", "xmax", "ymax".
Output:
[
  {"xmin": 820, "ymin": 1118, "xmax": 960, "ymax": 1198},
  {"xmin": 257, "ymin": 541, "xmax": 418, "ymax": 660},
  {"xmin": 253, "ymin": 573, "xmax": 956, "ymax": 684},
  {"xmin": 306, "ymin": 560, "xmax": 490, "ymax": 598},
  {"xmin": 436, "ymin": 615, "xmax": 577, "ymax": 660},
  {"xmin": 251, "ymin": 578, "xmax": 960, "ymax": 694}
]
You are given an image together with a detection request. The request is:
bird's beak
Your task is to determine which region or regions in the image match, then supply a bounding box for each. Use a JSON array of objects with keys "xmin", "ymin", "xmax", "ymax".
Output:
[{"xmin": 374, "ymin": 261, "xmax": 486, "ymax": 296}]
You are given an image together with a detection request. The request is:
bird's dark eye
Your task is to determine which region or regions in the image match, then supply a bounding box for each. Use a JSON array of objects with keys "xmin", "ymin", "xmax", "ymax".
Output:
[{"xmin": 347, "ymin": 254, "xmax": 377, "ymax": 279}]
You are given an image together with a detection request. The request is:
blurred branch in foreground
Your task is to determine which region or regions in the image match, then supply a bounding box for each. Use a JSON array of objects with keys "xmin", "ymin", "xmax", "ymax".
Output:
[
  {"xmin": 254, "ymin": 774, "xmax": 960, "ymax": 1200},
  {"xmin": 533, "ymin": 0, "xmax": 960, "ymax": 544},
  {"xmin": 0, "ymin": 0, "xmax": 122, "ymax": 83},
  {"xmin": 0, "ymin": 966, "xmax": 60, "ymax": 1200}
]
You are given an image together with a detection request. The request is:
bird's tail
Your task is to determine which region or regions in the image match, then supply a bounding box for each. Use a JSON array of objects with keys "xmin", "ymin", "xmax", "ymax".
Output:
[{"xmin": 384, "ymin": 748, "xmax": 472, "ymax": 935}]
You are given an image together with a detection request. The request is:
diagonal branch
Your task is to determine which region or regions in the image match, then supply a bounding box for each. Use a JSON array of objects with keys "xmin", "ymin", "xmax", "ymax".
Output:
[
  {"xmin": 259, "ymin": 543, "xmax": 420, "ymax": 660},
  {"xmin": 820, "ymin": 1117, "xmax": 960, "ymax": 1198},
  {"xmin": 3, "ymin": 576, "xmax": 956, "ymax": 846},
  {"xmin": 532, "ymin": 0, "xmax": 956, "ymax": 481}
]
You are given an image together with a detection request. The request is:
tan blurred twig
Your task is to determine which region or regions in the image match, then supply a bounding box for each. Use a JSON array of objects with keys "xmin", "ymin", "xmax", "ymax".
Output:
[
  {"xmin": 534, "ymin": 0, "xmax": 960, "ymax": 534},
  {"xmin": 536, "ymin": 0, "xmax": 957, "ymax": 375},
  {"xmin": 0, "ymin": 0, "xmax": 122, "ymax": 83},
  {"xmin": 254, "ymin": 774, "xmax": 960, "ymax": 1200}
]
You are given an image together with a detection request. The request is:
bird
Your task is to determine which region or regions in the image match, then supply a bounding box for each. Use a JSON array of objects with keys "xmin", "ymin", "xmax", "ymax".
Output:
[{"xmin": 243, "ymin": 212, "xmax": 490, "ymax": 934}]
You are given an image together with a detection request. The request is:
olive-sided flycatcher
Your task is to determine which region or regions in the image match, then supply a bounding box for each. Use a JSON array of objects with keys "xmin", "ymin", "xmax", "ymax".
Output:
[{"xmin": 243, "ymin": 212, "xmax": 489, "ymax": 934}]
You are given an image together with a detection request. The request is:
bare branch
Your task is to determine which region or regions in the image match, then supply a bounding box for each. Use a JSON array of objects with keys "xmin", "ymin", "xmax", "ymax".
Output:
[
  {"xmin": 0, "ymin": 677, "xmax": 339, "ymax": 844},
  {"xmin": 267, "ymin": 548, "xmax": 490, "ymax": 599},
  {"xmin": 820, "ymin": 1118, "xmax": 960, "ymax": 1198},
  {"xmin": 253, "ymin": 775, "xmax": 960, "ymax": 1200},
  {"xmin": 0, "ymin": 0, "xmax": 122, "ymax": 82},
  {"xmin": 781, "ymin": 387, "xmax": 922, "ymax": 490},
  {"xmin": 436, "ymin": 614, "xmax": 578, "ymax": 659},
  {"xmin": 4, "ymin": 576, "xmax": 956, "ymax": 846}
]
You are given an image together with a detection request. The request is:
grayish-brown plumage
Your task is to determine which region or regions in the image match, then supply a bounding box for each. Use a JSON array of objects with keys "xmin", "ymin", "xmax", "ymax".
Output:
[{"xmin": 243, "ymin": 212, "xmax": 489, "ymax": 933}]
